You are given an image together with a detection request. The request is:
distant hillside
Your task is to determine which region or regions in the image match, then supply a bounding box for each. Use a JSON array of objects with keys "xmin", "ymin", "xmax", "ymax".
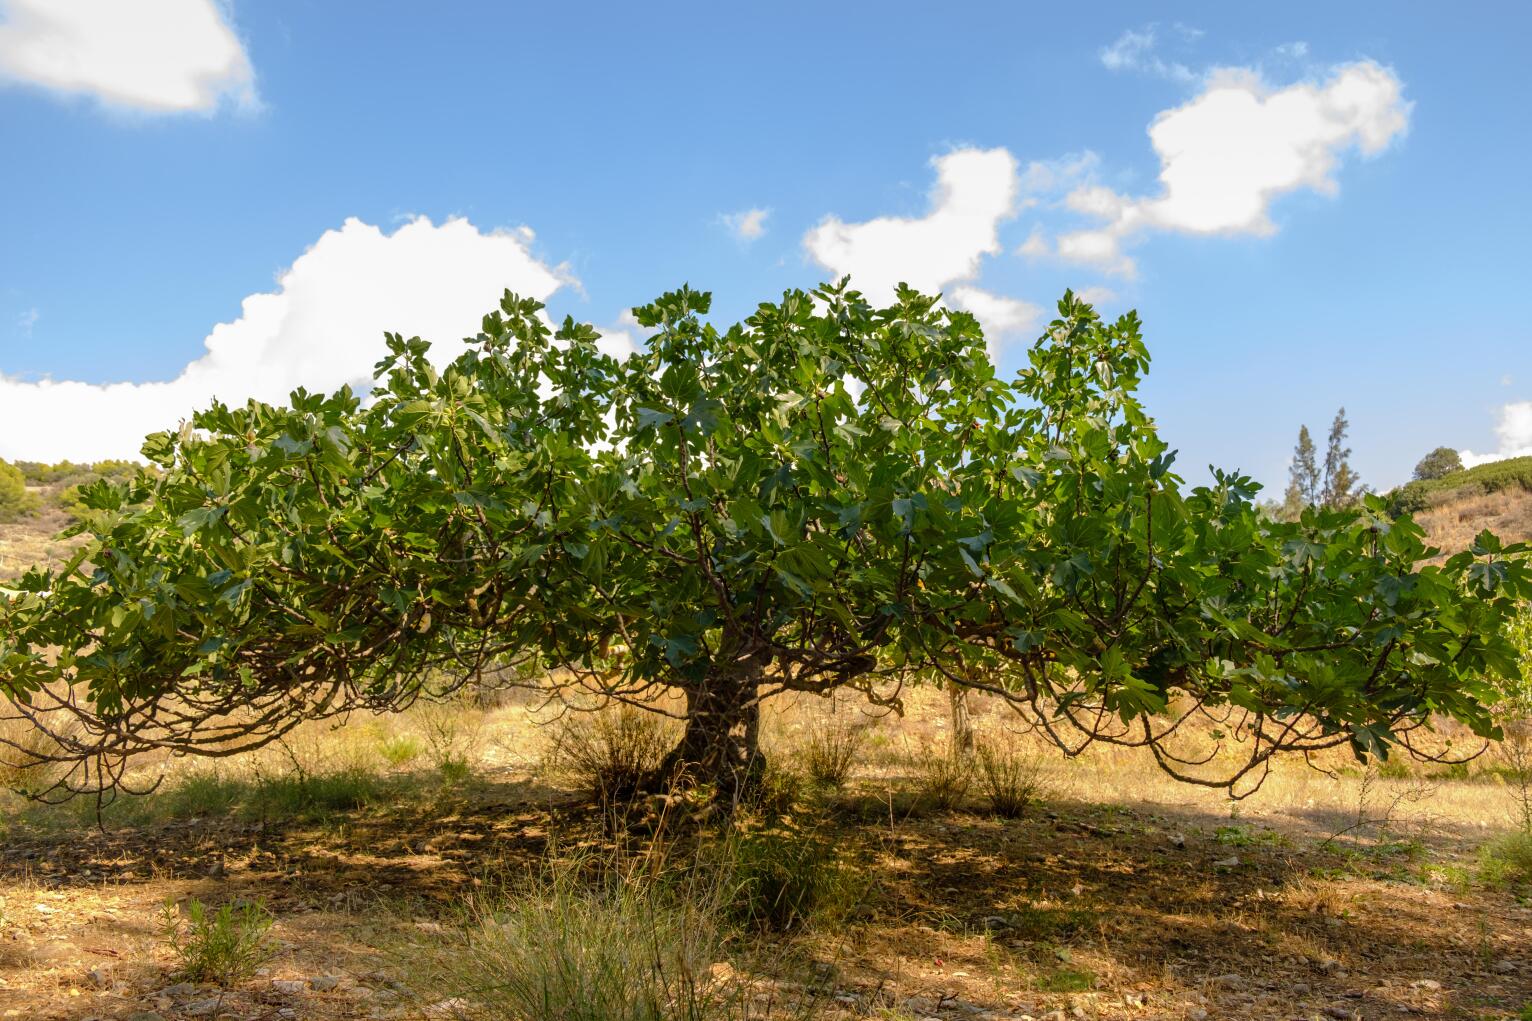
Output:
[
  {"xmin": 0, "ymin": 504, "xmax": 77, "ymax": 581},
  {"xmin": 1387, "ymin": 455, "xmax": 1532, "ymax": 555}
]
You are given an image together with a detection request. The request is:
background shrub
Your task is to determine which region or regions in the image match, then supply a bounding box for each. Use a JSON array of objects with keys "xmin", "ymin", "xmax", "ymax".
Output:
[{"xmin": 0, "ymin": 461, "xmax": 39, "ymax": 523}]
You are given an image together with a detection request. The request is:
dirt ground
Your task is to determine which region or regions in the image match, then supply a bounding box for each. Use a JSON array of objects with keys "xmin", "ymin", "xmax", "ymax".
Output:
[{"xmin": 2, "ymin": 709, "xmax": 1529, "ymax": 1021}]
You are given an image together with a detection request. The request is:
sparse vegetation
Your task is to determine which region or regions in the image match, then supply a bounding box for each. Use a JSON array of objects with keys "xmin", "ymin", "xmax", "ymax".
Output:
[
  {"xmin": 158, "ymin": 897, "xmax": 276, "ymax": 985},
  {"xmin": 407, "ymin": 857, "xmax": 739, "ymax": 1021},
  {"xmin": 1388, "ymin": 454, "xmax": 1532, "ymax": 515},
  {"xmin": 975, "ymin": 735, "xmax": 1047, "ymax": 818},
  {"xmin": 799, "ymin": 711, "xmax": 867, "ymax": 790},
  {"xmin": 914, "ymin": 742, "xmax": 974, "ymax": 812},
  {"xmin": 548, "ymin": 704, "xmax": 678, "ymax": 804}
]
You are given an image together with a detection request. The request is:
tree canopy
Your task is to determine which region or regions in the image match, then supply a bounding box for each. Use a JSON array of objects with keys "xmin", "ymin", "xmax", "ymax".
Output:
[
  {"xmin": 1413, "ymin": 446, "xmax": 1465, "ymax": 482},
  {"xmin": 2, "ymin": 283, "xmax": 1528, "ymax": 801}
]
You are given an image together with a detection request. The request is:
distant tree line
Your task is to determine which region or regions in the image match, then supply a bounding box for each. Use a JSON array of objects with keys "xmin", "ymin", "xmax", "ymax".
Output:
[{"xmin": 0, "ymin": 459, "xmax": 141, "ymax": 524}]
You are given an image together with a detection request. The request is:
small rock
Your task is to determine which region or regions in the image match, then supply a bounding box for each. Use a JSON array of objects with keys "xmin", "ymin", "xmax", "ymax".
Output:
[
  {"xmin": 424, "ymin": 998, "xmax": 470, "ymax": 1019},
  {"xmin": 1212, "ymin": 974, "xmax": 1244, "ymax": 988},
  {"xmin": 983, "ymin": 915, "xmax": 1013, "ymax": 931},
  {"xmin": 1323, "ymin": 1007, "xmax": 1356, "ymax": 1021},
  {"xmin": 1123, "ymin": 991, "xmax": 1147, "ymax": 1007},
  {"xmin": 1168, "ymin": 833, "xmax": 1185, "ymax": 848},
  {"xmin": 1494, "ymin": 959, "xmax": 1517, "ymax": 974},
  {"xmin": 159, "ymin": 983, "xmax": 198, "ymax": 999},
  {"xmin": 270, "ymin": 979, "xmax": 307, "ymax": 994},
  {"xmin": 126, "ymin": 1014, "xmax": 167, "ymax": 1021},
  {"xmin": 182, "ymin": 998, "xmax": 222, "ymax": 1018},
  {"xmin": 1409, "ymin": 978, "xmax": 1442, "ymax": 991},
  {"xmin": 1316, "ymin": 957, "xmax": 1341, "ymax": 974},
  {"xmin": 1212, "ymin": 855, "xmax": 1241, "ymax": 868},
  {"xmin": 1291, "ymin": 981, "xmax": 1311, "ymax": 994},
  {"xmin": 309, "ymin": 975, "xmax": 342, "ymax": 992},
  {"xmin": 1187, "ymin": 1010, "xmax": 1208, "ymax": 1021}
]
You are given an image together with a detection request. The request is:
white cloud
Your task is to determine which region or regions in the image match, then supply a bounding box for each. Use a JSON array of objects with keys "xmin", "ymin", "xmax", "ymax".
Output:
[
  {"xmin": 719, "ymin": 207, "xmax": 770, "ymax": 242},
  {"xmin": 0, "ymin": 0, "xmax": 256, "ymax": 112},
  {"xmin": 16, "ymin": 307, "xmax": 37, "ymax": 334},
  {"xmin": 1076, "ymin": 286, "xmax": 1118, "ymax": 306},
  {"xmin": 1099, "ymin": 26, "xmax": 1195, "ymax": 83},
  {"xmin": 1017, "ymin": 151, "xmax": 1099, "ymax": 197},
  {"xmin": 1055, "ymin": 61, "xmax": 1410, "ymax": 276},
  {"xmin": 947, "ymin": 286, "xmax": 1042, "ymax": 357},
  {"xmin": 804, "ymin": 147, "xmax": 1019, "ymax": 302},
  {"xmin": 1461, "ymin": 401, "xmax": 1532, "ymax": 467},
  {"xmin": 0, "ymin": 216, "xmax": 575, "ymax": 462},
  {"xmin": 1016, "ymin": 226, "xmax": 1051, "ymax": 259}
]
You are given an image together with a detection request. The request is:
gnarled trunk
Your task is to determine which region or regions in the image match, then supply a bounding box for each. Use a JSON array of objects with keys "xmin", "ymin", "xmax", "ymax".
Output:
[{"xmin": 658, "ymin": 669, "xmax": 764, "ymax": 802}]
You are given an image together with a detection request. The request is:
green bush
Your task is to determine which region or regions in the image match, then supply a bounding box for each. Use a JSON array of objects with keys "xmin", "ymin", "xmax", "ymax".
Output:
[
  {"xmin": 1478, "ymin": 829, "xmax": 1532, "ymax": 886},
  {"xmin": 1413, "ymin": 446, "xmax": 1465, "ymax": 481},
  {"xmin": 0, "ymin": 461, "xmax": 39, "ymax": 523},
  {"xmin": 377, "ymin": 733, "xmax": 424, "ymax": 767},
  {"xmin": 718, "ymin": 824, "xmax": 857, "ymax": 932},
  {"xmin": 159, "ymin": 897, "xmax": 276, "ymax": 984},
  {"xmin": 1387, "ymin": 455, "xmax": 1532, "ymax": 515}
]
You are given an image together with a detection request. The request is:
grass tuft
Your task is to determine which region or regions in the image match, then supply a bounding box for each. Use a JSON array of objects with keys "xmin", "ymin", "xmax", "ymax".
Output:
[
  {"xmin": 800, "ymin": 714, "xmax": 867, "ymax": 790},
  {"xmin": 549, "ymin": 705, "xmax": 676, "ymax": 803},
  {"xmin": 407, "ymin": 854, "xmax": 740, "ymax": 1021},
  {"xmin": 975, "ymin": 737, "xmax": 1046, "ymax": 819},
  {"xmin": 159, "ymin": 897, "xmax": 276, "ymax": 985}
]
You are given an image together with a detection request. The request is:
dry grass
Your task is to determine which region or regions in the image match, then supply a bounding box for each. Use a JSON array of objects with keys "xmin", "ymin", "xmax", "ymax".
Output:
[
  {"xmin": 0, "ymin": 505, "xmax": 78, "ymax": 581},
  {"xmin": 1414, "ymin": 485, "xmax": 1532, "ymax": 556}
]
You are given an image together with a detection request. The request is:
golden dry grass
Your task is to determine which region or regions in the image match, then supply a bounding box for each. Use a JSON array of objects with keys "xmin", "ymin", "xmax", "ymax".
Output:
[
  {"xmin": 1414, "ymin": 485, "xmax": 1532, "ymax": 556},
  {"xmin": 0, "ymin": 504, "xmax": 78, "ymax": 581}
]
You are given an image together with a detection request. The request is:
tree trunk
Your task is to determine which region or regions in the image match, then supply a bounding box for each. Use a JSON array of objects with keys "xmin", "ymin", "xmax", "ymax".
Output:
[
  {"xmin": 657, "ymin": 669, "xmax": 764, "ymax": 802},
  {"xmin": 948, "ymin": 680, "xmax": 975, "ymax": 759}
]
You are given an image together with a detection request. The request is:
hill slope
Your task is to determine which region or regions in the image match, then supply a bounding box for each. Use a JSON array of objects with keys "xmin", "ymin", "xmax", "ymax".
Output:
[{"xmin": 1387, "ymin": 455, "xmax": 1532, "ymax": 554}]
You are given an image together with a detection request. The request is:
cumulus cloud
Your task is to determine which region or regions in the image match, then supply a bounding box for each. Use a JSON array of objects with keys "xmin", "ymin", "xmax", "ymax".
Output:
[
  {"xmin": 947, "ymin": 286, "xmax": 1042, "ymax": 357},
  {"xmin": 0, "ymin": 0, "xmax": 256, "ymax": 112},
  {"xmin": 1055, "ymin": 61, "xmax": 1410, "ymax": 276},
  {"xmin": 719, "ymin": 207, "xmax": 770, "ymax": 242},
  {"xmin": 803, "ymin": 147, "xmax": 1019, "ymax": 302},
  {"xmin": 0, "ymin": 216, "xmax": 576, "ymax": 462},
  {"xmin": 1461, "ymin": 401, "xmax": 1532, "ymax": 468}
]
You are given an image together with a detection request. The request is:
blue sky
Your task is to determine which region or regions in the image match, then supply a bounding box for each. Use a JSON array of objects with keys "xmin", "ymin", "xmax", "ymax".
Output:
[{"xmin": 1, "ymin": 1, "xmax": 1528, "ymax": 493}]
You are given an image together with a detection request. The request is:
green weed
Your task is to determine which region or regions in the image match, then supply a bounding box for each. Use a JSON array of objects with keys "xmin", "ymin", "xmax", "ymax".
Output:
[{"xmin": 159, "ymin": 897, "xmax": 276, "ymax": 984}]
